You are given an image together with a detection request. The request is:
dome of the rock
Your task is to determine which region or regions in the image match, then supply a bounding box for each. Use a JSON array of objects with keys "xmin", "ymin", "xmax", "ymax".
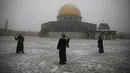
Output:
[{"xmin": 40, "ymin": 3, "xmax": 116, "ymax": 40}]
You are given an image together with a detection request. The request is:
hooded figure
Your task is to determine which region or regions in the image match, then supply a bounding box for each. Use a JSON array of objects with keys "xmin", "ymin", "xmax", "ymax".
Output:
[
  {"xmin": 14, "ymin": 34, "xmax": 24, "ymax": 53},
  {"xmin": 98, "ymin": 36, "xmax": 104, "ymax": 53},
  {"xmin": 57, "ymin": 33, "xmax": 69, "ymax": 65}
]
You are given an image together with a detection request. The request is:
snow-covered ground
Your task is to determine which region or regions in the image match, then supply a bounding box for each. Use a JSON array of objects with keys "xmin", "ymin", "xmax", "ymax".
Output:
[{"xmin": 0, "ymin": 36, "xmax": 130, "ymax": 73}]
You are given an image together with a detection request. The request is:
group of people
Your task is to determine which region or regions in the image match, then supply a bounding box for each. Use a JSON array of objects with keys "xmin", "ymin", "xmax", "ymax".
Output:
[
  {"xmin": 14, "ymin": 33, "xmax": 104, "ymax": 65},
  {"xmin": 57, "ymin": 33, "xmax": 104, "ymax": 65}
]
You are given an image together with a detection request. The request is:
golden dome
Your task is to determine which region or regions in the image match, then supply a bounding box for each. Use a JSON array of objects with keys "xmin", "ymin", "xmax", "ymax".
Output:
[{"xmin": 58, "ymin": 4, "xmax": 81, "ymax": 16}]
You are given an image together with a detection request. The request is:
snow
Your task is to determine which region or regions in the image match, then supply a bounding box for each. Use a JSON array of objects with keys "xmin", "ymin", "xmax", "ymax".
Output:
[{"xmin": 0, "ymin": 36, "xmax": 130, "ymax": 73}]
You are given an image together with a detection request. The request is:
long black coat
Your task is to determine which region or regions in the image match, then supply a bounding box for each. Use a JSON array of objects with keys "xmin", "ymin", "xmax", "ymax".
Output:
[
  {"xmin": 98, "ymin": 38, "xmax": 104, "ymax": 53},
  {"xmin": 15, "ymin": 35, "xmax": 24, "ymax": 53},
  {"xmin": 57, "ymin": 38, "xmax": 69, "ymax": 64}
]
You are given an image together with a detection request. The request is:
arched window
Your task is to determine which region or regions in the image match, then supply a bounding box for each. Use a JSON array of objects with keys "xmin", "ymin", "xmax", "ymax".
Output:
[
  {"xmin": 69, "ymin": 16, "xmax": 72, "ymax": 20},
  {"xmin": 64, "ymin": 16, "xmax": 66, "ymax": 20},
  {"xmin": 74, "ymin": 16, "xmax": 76, "ymax": 21}
]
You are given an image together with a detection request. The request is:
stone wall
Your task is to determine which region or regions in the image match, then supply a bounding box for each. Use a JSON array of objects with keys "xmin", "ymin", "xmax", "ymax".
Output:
[
  {"xmin": 47, "ymin": 32, "xmax": 87, "ymax": 39},
  {"xmin": 95, "ymin": 31, "xmax": 116, "ymax": 40},
  {"xmin": 41, "ymin": 32, "xmax": 96, "ymax": 39}
]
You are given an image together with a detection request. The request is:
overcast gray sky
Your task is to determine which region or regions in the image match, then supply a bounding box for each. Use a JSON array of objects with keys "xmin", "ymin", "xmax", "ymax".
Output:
[{"xmin": 0, "ymin": 0, "xmax": 130, "ymax": 33}]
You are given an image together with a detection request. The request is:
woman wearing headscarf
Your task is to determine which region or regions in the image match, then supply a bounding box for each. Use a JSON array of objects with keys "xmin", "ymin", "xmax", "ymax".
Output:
[
  {"xmin": 57, "ymin": 33, "xmax": 69, "ymax": 65},
  {"xmin": 14, "ymin": 33, "xmax": 24, "ymax": 53},
  {"xmin": 98, "ymin": 36, "xmax": 104, "ymax": 53}
]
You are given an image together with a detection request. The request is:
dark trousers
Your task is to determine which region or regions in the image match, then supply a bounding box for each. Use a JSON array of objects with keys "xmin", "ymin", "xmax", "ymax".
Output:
[
  {"xmin": 99, "ymin": 47, "xmax": 104, "ymax": 53},
  {"xmin": 59, "ymin": 49, "xmax": 66, "ymax": 64},
  {"xmin": 16, "ymin": 42, "xmax": 24, "ymax": 53}
]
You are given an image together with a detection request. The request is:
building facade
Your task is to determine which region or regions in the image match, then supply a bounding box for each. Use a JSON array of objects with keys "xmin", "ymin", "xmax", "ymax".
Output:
[
  {"xmin": 39, "ymin": 4, "xmax": 116, "ymax": 40},
  {"xmin": 95, "ymin": 23, "xmax": 116, "ymax": 40}
]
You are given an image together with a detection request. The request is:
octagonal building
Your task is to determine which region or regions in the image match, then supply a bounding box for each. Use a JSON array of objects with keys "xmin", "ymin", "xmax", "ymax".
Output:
[{"xmin": 39, "ymin": 4, "xmax": 97, "ymax": 39}]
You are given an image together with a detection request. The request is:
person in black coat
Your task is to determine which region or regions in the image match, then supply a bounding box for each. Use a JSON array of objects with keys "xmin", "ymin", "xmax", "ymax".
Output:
[
  {"xmin": 98, "ymin": 36, "xmax": 104, "ymax": 53},
  {"xmin": 57, "ymin": 34, "xmax": 69, "ymax": 65},
  {"xmin": 14, "ymin": 34, "xmax": 24, "ymax": 53}
]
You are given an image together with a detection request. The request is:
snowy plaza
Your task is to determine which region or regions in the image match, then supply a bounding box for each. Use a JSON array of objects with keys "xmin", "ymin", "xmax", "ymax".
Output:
[{"xmin": 0, "ymin": 36, "xmax": 130, "ymax": 73}]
